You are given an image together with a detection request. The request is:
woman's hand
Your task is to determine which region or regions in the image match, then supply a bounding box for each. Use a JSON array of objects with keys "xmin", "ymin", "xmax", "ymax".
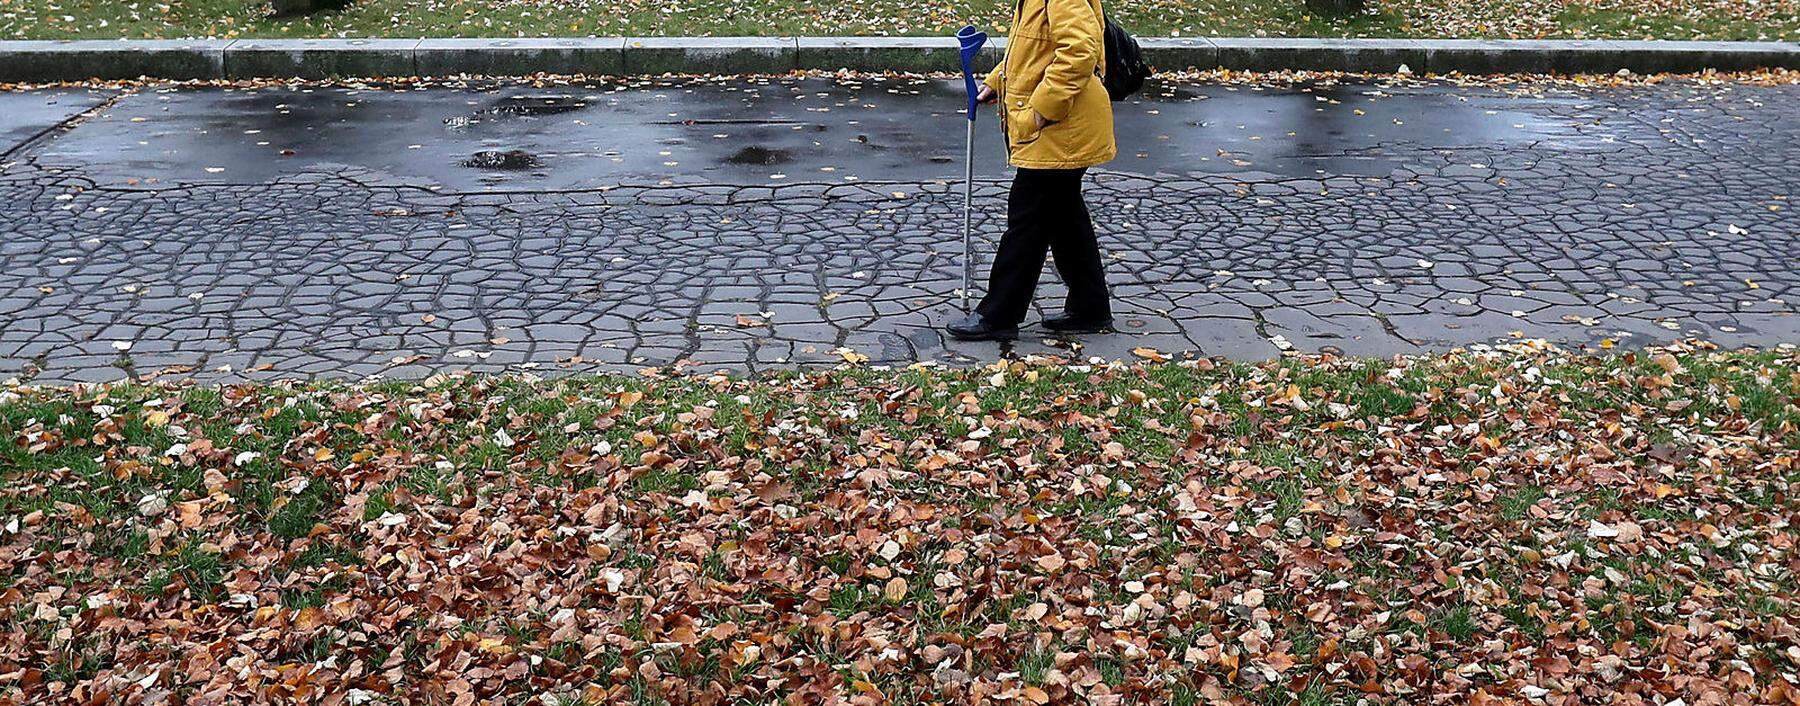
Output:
[
  {"xmin": 1032, "ymin": 110, "xmax": 1049, "ymax": 128},
  {"xmin": 976, "ymin": 83, "xmax": 997, "ymax": 105}
]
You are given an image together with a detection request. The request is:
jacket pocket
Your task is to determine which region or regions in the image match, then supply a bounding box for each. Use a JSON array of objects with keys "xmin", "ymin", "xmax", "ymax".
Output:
[{"xmin": 1008, "ymin": 105, "xmax": 1045, "ymax": 146}]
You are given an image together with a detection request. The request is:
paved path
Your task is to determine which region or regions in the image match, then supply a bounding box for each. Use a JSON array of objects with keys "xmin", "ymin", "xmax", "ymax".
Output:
[{"xmin": 1, "ymin": 76, "xmax": 1795, "ymax": 382}]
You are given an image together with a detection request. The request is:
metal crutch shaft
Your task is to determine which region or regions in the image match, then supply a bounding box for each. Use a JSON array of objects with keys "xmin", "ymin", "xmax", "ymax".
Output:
[{"xmin": 962, "ymin": 117, "xmax": 975, "ymax": 313}]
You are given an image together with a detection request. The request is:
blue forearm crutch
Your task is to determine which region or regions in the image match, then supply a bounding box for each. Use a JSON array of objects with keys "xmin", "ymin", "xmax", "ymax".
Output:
[{"xmin": 956, "ymin": 25, "xmax": 988, "ymax": 313}]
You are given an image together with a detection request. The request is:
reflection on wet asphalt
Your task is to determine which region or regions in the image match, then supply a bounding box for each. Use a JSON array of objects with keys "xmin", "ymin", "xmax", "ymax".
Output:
[{"xmin": 19, "ymin": 76, "xmax": 1596, "ymax": 190}]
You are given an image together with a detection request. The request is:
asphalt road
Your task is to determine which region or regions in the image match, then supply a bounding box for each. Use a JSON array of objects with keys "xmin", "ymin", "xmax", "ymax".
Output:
[{"xmin": 1, "ymin": 75, "xmax": 1794, "ymax": 381}]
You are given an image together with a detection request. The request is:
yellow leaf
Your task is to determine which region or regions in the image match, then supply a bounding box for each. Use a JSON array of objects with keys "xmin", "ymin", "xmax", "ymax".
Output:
[
  {"xmin": 1132, "ymin": 347, "xmax": 1167, "ymax": 362},
  {"xmin": 294, "ymin": 606, "xmax": 326, "ymax": 631}
]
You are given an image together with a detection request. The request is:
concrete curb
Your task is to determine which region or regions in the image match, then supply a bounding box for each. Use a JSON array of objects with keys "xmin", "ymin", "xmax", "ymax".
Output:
[
  {"xmin": 0, "ymin": 39, "xmax": 230, "ymax": 81},
  {"xmin": 623, "ymin": 37, "xmax": 796, "ymax": 75},
  {"xmin": 415, "ymin": 38, "xmax": 623, "ymax": 77},
  {"xmin": 225, "ymin": 38, "xmax": 419, "ymax": 79},
  {"xmin": 1, "ymin": 37, "xmax": 1795, "ymax": 82},
  {"xmin": 796, "ymin": 36, "xmax": 1007, "ymax": 73}
]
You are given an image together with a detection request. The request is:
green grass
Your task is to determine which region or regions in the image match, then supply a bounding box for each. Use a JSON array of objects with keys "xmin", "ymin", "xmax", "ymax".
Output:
[
  {"xmin": 3, "ymin": 0, "xmax": 1794, "ymax": 42},
  {"xmin": 139, "ymin": 537, "xmax": 230, "ymax": 600},
  {"xmin": 1017, "ymin": 645, "xmax": 1056, "ymax": 684},
  {"xmin": 1497, "ymin": 485, "xmax": 1547, "ymax": 522},
  {"xmin": 1434, "ymin": 604, "xmax": 1477, "ymax": 642}
]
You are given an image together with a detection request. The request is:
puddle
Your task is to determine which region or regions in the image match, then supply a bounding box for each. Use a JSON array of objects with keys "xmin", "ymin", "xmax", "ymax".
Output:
[
  {"xmin": 445, "ymin": 95, "xmax": 591, "ymax": 130},
  {"xmin": 726, "ymin": 146, "xmax": 792, "ymax": 165},
  {"xmin": 462, "ymin": 150, "xmax": 541, "ymax": 170},
  {"xmin": 490, "ymin": 94, "xmax": 589, "ymax": 117}
]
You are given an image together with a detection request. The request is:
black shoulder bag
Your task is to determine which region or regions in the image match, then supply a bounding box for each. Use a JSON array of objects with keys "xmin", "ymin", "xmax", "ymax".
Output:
[{"xmin": 1100, "ymin": 16, "xmax": 1151, "ymax": 101}]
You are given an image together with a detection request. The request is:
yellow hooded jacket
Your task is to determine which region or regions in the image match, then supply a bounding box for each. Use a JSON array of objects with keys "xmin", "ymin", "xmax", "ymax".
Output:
[{"xmin": 984, "ymin": 0, "xmax": 1118, "ymax": 170}]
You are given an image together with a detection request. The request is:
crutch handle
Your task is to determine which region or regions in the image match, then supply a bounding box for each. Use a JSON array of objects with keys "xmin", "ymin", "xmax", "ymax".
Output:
[{"xmin": 956, "ymin": 26, "xmax": 989, "ymax": 120}]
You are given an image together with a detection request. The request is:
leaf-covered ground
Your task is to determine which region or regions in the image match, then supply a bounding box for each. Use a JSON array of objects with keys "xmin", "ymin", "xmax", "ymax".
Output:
[
  {"xmin": 1, "ymin": 341, "xmax": 1796, "ymax": 704},
  {"xmin": 4, "ymin": 0, "xmax": 1797, "ymax": 42}
]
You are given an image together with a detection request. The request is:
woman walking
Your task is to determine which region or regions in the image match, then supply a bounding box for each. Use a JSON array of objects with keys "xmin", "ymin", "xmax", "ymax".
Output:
[{"xmin": 946, "ymin": 0, "xmax": 1117, "ymax": 341}]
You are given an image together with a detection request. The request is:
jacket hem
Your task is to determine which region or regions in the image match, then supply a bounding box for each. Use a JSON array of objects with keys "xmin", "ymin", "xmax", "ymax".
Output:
[{"xmin": 1008, "ymin": 152, "xmax": 1116, "ymax": 170}]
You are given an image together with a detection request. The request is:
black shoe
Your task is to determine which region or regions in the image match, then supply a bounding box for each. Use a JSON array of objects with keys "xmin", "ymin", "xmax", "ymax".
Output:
[
  {"xmin": 945, "ymin": 313, "xmax": 1018, "ymax": 341},
  {"xmin": 1041, "ymin": 312, "xmax": 1114, "ymax": 333}
]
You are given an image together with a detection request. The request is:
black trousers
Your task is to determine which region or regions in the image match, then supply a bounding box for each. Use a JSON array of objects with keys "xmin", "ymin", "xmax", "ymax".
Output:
[{"xmin": 974, "ymin": 167, "xmax": 1111, "ymax": 326}]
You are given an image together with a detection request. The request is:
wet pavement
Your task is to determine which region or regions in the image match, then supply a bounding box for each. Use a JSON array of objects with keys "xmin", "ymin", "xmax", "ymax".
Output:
[
  {"xmin": 1, "ymin": 75, "xmax": 1795, "ymax": 382},
  {"xmin": 0, "ymin": 88, "xmax": 114, "ymax": 159}
]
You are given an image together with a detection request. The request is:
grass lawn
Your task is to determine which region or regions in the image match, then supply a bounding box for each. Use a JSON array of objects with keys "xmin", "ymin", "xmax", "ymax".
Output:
[
  {"xmin": 3, "ymin": 0, "xmax": 1796, "ymax": 42},
  {"xmin": 1, "ymin": 342, "xmax": 1796, "ymax": 703}
]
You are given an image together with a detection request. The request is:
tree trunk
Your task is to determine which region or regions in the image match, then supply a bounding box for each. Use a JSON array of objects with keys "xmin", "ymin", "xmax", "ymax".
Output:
[{"xmin": 1306, "ymin": 0, "xmax": 1365, "ymax": 16}]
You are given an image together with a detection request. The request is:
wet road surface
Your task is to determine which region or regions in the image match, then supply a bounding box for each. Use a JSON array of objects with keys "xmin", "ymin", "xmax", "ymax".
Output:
[{"xmin": 1, "ymin": 76, "xmax": 1795, "ymax": 381}]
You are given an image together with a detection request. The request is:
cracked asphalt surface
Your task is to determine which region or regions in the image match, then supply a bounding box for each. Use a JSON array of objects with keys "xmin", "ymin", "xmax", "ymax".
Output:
[{"xmin": 1, "ymin": 76, "xmax": 1795, "ymax": 382}]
